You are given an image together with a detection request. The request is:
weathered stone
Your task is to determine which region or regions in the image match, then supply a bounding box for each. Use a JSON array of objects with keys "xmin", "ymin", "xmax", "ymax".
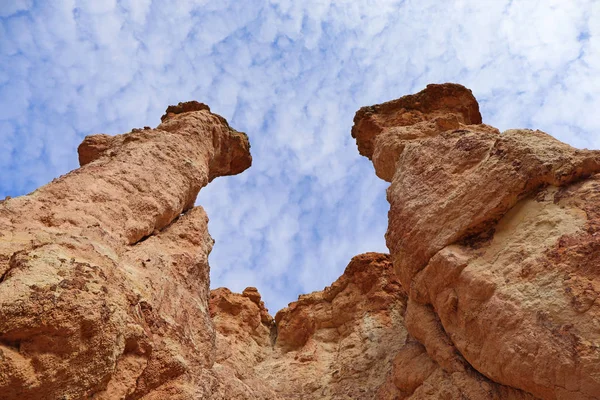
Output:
[
  {"xmin": 3, "ymin": 84, "xmax": 600, "ymax": 400},
  {"xmin": 354, "ymin": 83, "xmax": 600, "ymax": 399},
  {"xmin": 210, "ymin": 252, "xmax": 409, "ymax": 399},
  {"xmin": 0, "ymin": 102, "xmax": 251, "ymax": 399}
]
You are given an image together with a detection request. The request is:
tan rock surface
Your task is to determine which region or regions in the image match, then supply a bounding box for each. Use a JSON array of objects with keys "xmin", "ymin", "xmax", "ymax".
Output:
[
  {"xmin": 351, "ymin": 83, "xmax": 484, "ymax": 182},
  {"xmin": 354, "ymin": 83, "xmax": 600, "ymax": 399},
  {"xmin": 3, "ymin": 83, "xmax": 599, "ymax": 400},
  {"xmin": 209, "ymin": 252, "xmax": 535, "ymax": 399},
  {"xmin": 0, "ymin": 102, "xmax": 251, "ymax": 399},
  {"xmin": 209, "ymin": 252, "xmax": 410, "ymax": 399},
  {"xmin": 209, "ymin": 287, "xmax": 279, "ymax": 399}
]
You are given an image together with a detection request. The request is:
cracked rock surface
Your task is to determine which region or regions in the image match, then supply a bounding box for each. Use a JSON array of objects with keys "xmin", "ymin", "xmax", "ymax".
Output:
[
  {"xmin": 2, "ymin": 85, "xmax": 599, "ymax": 400},
  {"xmin": 352, "ymin": 83, "xmax": 600, "ymax": 399},
  {"xmin": 0, "ymin": 102, "xmax": 251, "ymax": 399}
]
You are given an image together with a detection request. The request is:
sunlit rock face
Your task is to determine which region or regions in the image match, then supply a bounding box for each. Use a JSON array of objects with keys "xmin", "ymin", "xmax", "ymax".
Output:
[
  {"xmin": 353, "ymin": 83, "xmax": 600, "ymax": 400},
  {"xmin": 0, "ymin": 102, "xmax": 251, "ymax": 399},
  {"xmin": 2, "ymin": 85, "xmax": 599, "ymax": 400},
  {"xmin": 210, "ymin": 252, "xmax": 409, "ymax": 399}
]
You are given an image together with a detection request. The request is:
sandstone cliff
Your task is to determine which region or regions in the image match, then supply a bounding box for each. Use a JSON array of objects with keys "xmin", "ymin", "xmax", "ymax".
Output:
[
  {"xmin": 208, "ymin": 84, "xmax": 600, "ymax": 399},
  {"xmin": 0, "ymin": 102, "xmax": 251, "ymax": 399},
  {"xmin": 1, "ymin": 85, "xmax": 599, "ymax": 400},
  {"xmin": 352, "ymin": 83, "xmax": 600, "ymax": 399},
  {"xmin": 210, "ymin": 252, "xmax": 407, "ymax": 399}
]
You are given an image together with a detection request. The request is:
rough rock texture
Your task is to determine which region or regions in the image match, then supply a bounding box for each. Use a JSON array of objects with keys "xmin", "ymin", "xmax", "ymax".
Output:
[
  {"xmin": 353, "ymin": 83, "xmax": 600, "ymax": 399},
  {"xmin": 209, "ymin": 286, "xmax": 278, "ymax": 399},
  {"xmin": 210, "ymin": 252, "xmax": 409, "ymax": 399},
  {"xmin": 351, "ymin": 83, "xmax": 483, "ymax": 182},
  {"xmin": 3, "ymin": 84, "xmax": 600, "ymax": 400},
  {"xmin": 0, "ymin": 102, "xmax": 251, "ymax": 399}
]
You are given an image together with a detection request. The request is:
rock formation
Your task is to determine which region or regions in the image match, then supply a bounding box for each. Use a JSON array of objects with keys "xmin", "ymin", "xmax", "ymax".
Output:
[
  {"xmin": 209, "ymin": 252, "xmax": 407, "ymax": 399},
  {"xmin": 0, "ymin": 102, "xmax": 251, "ymax": 399},
  {"xmin": 1, "ymin": 85, "xmax": 599, "ymax": 399},
  {"xmin": 352, "ymin": 83, "xmax": 600, "ymax": 399}
]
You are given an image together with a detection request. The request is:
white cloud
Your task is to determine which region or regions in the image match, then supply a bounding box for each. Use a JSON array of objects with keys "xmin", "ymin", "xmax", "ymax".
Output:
[{"xmin": 1, "ymin": 0, "xmax": 599, "ymax": 311}]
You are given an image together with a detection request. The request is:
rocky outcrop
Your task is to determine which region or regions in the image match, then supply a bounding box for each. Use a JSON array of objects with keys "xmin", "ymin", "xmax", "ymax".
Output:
[
  {"xmin": 351, "ymin": 83, "xmax": 484, "ymax": 182},
  {"xmin": 353, "ymin": 83, "xmax": 600, "ymax": 399},
  {"xmin": 209, "ymin": 249, "xmax": 538, "ymax": 399},
  {"xmin": 209, "ymin": 286, "xmax": 278, "ymax": 399},
  {"xmin": 2, "ymin": 84, "xmax": 599, "ymax": 400},
  {"xmin": 210, "ymin": 252, "xmax": 408, "ymax": 399},
  {"xmin": 0, "ymin": 102, "xmax": 251, "ymax": 399}
]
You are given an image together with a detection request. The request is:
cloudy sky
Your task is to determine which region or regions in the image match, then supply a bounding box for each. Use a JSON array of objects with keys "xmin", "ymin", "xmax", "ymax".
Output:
[{"xmin": 1, "ymin": 0, "xmax": 599, "ymax": 312}]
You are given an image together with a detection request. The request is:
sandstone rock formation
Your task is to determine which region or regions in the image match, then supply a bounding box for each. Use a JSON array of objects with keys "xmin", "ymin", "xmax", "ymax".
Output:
[
  {"xmin": 2, "ymin": 84, "xmax": 599, "ymax": 400},
  {"xmin": 353, "ymin": 83, "xmax": 600, "ymax": 399},
  {"xmin": 209, "ymin": 256, "xmax": 537, "ymax": 400},
  {"xmin": 0, "ymin": 102, "xmax": 251, "ymax": 399},
  {"xmin": 209, "ymin": 286, "xmax": 279, "ymax": 399},
  {"xmin": 209, "ymin": 252, "xmax": 408, "ymax": 399}
]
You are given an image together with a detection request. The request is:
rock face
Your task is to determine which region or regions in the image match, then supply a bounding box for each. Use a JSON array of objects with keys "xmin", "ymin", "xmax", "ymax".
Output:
[
  {"xmin": 2, "ymin": 85, "xmax": 600, "ymax": 400},
  {"xmin": 353, "ymin": 83, "xmax": 600, "ymax": 399},
  {"xmin": 0, "ymin": 102, "xmax": 251, "ymax": 399},
  {"xmin": 209, "ymin": 286, "xmax": 278, "ymax": 399},
  {"xmin": 209, "ymin": 252, "xmax": 408, "ymax": 399},
  {"xmin": 208, "ymin": 253, "xmax": 537, "ymax": 400}
]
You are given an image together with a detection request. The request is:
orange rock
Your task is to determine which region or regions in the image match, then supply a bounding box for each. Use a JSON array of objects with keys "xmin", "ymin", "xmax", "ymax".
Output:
[
  {"xmin": 209, "ymin": 287, "xmax": 278, "ymax": 399},
  {"xmin": 352, "ymin": 83, "xmax": 482, "ymax": 160},
  {"xmin": 77, "ymin": 133, "xmax": 113, "ymax": 166},
  {"xmin": 355, "ymin": 83, "xmax": 600, "ymax": 399},
  {"xmin": 0, "ymin": 102, "xmax": 250, "ymax": 399},
  {"xmin": 242, "ymin": 286, "xmax": 262, "ymax": 304},
  {"xmin": 3, "ymin": 84, "xmax": 600, "ymax": 400},
  {"xmin": 209, "ymin": 252, "xmax": 410, "ymax": 399}
]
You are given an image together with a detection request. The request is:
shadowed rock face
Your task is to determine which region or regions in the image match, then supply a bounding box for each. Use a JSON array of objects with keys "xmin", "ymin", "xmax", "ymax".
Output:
[
  {"xmin": 0, "ymin": 103, "xmax": 251, "ymax": 399},
  {"xmin": 353, "ymin": 83, "xmax": 600, "ymax": 399}
]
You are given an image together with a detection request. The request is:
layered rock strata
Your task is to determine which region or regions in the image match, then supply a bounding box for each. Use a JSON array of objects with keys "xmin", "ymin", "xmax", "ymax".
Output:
[
  {"xmin": 353, "ymin": 83, "xmax": 600, "ymax": 399},
  {"xmin": 0, "ymin": 102, "xmax": 251, "ymax": 399}
]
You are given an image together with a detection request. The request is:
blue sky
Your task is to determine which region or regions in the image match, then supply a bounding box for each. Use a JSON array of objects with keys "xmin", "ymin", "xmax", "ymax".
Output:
[{"xmin": 1, "ymin": 0, "xmax": 599, "ymax": 312}]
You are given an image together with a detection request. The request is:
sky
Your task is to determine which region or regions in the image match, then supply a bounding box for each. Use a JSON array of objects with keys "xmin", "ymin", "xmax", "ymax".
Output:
[{"xmin": 1, "ymin": 0, "xmax": 600, "ymax": 313}]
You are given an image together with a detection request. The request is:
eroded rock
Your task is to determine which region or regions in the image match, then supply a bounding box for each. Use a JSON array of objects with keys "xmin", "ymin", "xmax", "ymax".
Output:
[
  {"xmin": 354, "ymin": 83, "xmax": 600, "ymax": 399},
  {"xmin": 3, "ymin": 84, "xmax": 599, "ymax": 400},
  {"xmin": 210, "ymin": 252, "xmax": 409, "ymax": 399},
  {"xmin": 0, "ymin": 102, "xmax": 251, "ymax": 399}
]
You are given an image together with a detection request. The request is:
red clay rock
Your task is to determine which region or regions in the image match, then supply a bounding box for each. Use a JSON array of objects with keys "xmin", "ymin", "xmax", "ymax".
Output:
[
  {"xmin": 0, "ymin": 102, "xmax": 251, "ymax": 399},
  {"xmin": 354, "ymin": 83, "xmax": 600, "ymax": 399}
]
